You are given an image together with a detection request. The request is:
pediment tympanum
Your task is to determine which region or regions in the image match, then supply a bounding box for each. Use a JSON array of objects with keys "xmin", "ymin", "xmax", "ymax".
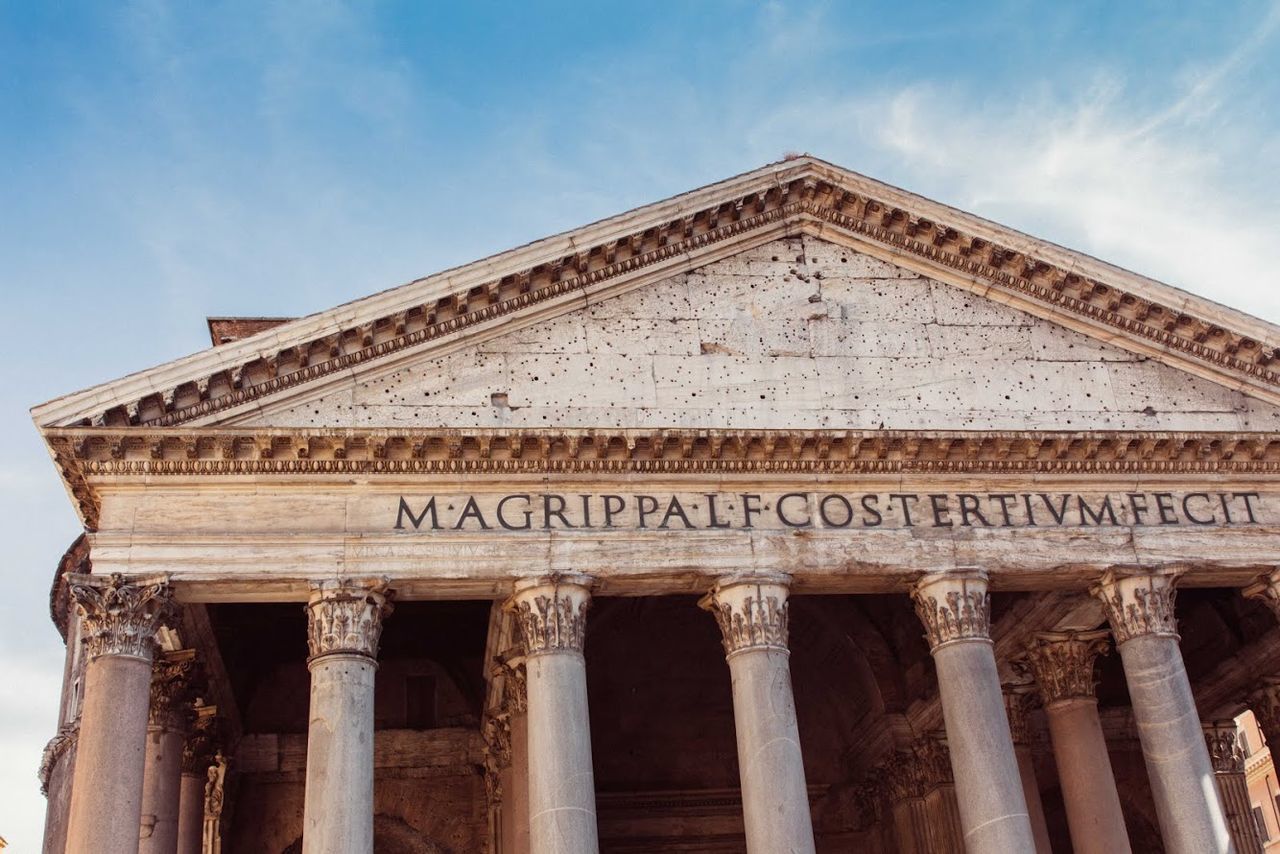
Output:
[
  {"xmin": 225, "ymin": 235, "xmax": 1279, "ymax": 434},
  {"xmin": 32, "ymin": 156, "xmax": 1280, "ymax": 434}
]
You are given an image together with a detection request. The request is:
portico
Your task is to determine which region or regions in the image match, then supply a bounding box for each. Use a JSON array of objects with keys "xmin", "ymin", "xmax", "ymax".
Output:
[{"xmin": 34, "ymin": 156, "xmax": 1280, "ymax": 853}]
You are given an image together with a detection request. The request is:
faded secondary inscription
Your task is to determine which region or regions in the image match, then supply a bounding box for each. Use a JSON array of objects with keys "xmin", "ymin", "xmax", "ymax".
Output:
[{"xmin": 394, "ymin": 491, "xmax": 1265, "ymax": 532}]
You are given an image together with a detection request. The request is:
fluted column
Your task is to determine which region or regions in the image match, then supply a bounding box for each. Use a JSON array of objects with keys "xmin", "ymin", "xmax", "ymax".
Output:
[
  {"xmin": 1002, "ymin": 686, "xmax": 1053, "ymax": 854},
  {"xmin": 911, "ymin": 568, "xmax": 1035, "ymax": 854},
  {"xmin": 1092, "ymin": 567, "xmax": 1234, "ymax": 854},
  {"xmin": 493, "ymin": 658, "xmax": 530, "ymax": 854},
  {"xmin": 140, "ymin": 649, "xmax": 198, "ymax": 854},
  {"xmin": 1021, "ymin": 630, "xmax": 1131, "ymax": 854},
  {"xmin": 914, "ymin": 736, "xmax": 964, "ymax": 854},
  {"xmin": 177, "ymin": 705, "xmax": 218, "ymax": 854},
  {"xmin": 701, "ymin": 572, "xmax": 816, "ymax": 854},
  {"xmin": 65, "ymin": 573, "xmax": 173, "ymax": 854},
  {"xmin": 1205, "ymin": 722, "xmax": 1265, "ymax": 854},
  {"xmin": 882, "ymin": 751, "xmax": 929, "ymax": 854},
  {"xmin": 507, "ymin": 574, "xmax": 599, "ymax": 854},
  {"xmin": 302, "ymin": 579, "xmax": 391, "ymax": 854}
]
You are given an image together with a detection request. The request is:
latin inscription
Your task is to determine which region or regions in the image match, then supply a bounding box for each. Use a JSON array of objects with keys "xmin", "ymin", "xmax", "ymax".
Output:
[{"xmin": 393, "ymin": 491, "xmax": 1264, "ymax": 532}]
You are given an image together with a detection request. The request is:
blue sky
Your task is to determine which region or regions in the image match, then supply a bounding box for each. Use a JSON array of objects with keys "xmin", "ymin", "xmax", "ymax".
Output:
[{"xmin": 3, "ymin": 0, "xmax": 1280, "ymax": 845}]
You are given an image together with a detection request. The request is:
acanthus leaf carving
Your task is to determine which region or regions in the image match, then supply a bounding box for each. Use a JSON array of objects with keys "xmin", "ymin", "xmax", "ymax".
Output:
[
  {"xmin": 149, "ymin": 649, "xmax": 201, "ymax": 731},
  {"xmin": 38, "ymin": 722, "xmax": 79, "ymax": 796},
  {"xmin": 1091, "ymin": 568, "xmax": 1180, "ymax": 644},
  {"xmin": 508, "ymin": 576, "xmax": 591, "ymax": 655},
  {"xmin": 1018, "ymin": 631, "xmax": 1111, "ymax": 705},
  {"xmin": 305, "ymin": 579, "xmax": 393, "ymax": 662},
  {"xmin": 1202, "ymin": 721, "xmax": 1246, "ymax": 774},
  {"xmin": 699, "ymin": 574, "xmax": 791, "ymax": 657},
  {"xmin": 911, "ymin": 570, "xmax": 990, "ymax": 650},
  {"xmin": 68, "ymin": 572, "xmax": 173, "ymax": 662}
]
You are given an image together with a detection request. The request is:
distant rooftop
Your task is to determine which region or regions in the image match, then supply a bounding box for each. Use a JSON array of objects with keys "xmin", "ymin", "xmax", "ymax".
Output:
[{"xmin": 207, "ymin": 317, "xmax": 294, "ymax": 347}]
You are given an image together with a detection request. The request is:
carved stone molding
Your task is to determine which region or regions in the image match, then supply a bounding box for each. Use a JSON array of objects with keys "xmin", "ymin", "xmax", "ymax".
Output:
[
  {"xmin": 38, "ymin": 721, "xmax": 79, "ymax": 796},
  {"xmin": 913, "ymin": 736, "xmax": 954, "ymax": 789},
  {"xmin": 882, "ymin": 749, "xmax": 927, "ymax": 803},
  {"xmin": 305, "ymin": 579, "xmax": 393, "ymax": 662},
  {"xmin": 45, "ymin": 427, "xmax": 1280, "ymax": 530},
  {"xmin": 1091, "ymin": 567, "xmax": 1181, "ymax": 644},
  {"xmin": 699, "ymin": 572, "xmax": 791, "ymax": 657},
  {"xmin": 506, "ymin": 574, "xmax": 592, "ymax": 656},
  {"xmin": 492, "ymin": 656, "xmax": 528, "ymax": 716},
  {"xmin": 182, "ymin": 703, "xmax": 221, "ymax": 775},
  {"xmin": 1002, "ymin": 684, "xmax": 1036, "ymax": 746},
  {"xmin": 149, "ymin": 649, "xmax": 200, "ymax": 731},
  {"xmin": 1019, "ymin": 630, "xmax": 1111, "ymax": 706},
  {"xmin": 67, "ymin": 572, "xmax": 173, "ymax": 662},
  {"xmin": 911, "ymin": 569, "xmax": 991, "ymax": 650},
  {"xmin": 481, "ymin": 712, "xmax": 513, "ymax": 806},
  {"xmin": 48, "ymin": 161, "xmax": 1280, "ymax": 435},
  {"xmin": 1244, "ymin": 568, "xmax": 1280, "ymax": 623},
  {"xmin": 1203, "ymin": 721, "xmax": 1246, "ymax": 774}
]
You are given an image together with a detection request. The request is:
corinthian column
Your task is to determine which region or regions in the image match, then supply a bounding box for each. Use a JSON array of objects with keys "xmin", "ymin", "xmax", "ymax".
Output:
[
  {"xmin": 914, "ymin": 736, "xmax": 964, "ymax": 854},
  {"xmin": 1021, "ymin": 631, "xmax": 1130, "ymax": 854},
  {"xmin": 302, "ymin": 579, "xmax": 392, "ymax": 854},
  {"xmin": 1204, "ymin": 721, "xmax": 1265, "ymax": 854},
  {"xmin": 65, "ymin": 573, "xmax": 173, "ymax": 854},
  {"xmin": 140, "ymin": 649, "xmax": 199, "ymax": 854},
  {"xmin": 701, "ymin": 572, "xmax": 816, "ymax": 854},
  {"xmin": 507, "ymin": 574, "xmax": 599, "ymax": 854},
  {"xmin": 910, "ymin": 568, "xmax": 1035, "ymax": 854},
  {"xmin": 1091, "ymin": 567, "xmax": 1234, "ymax": 854},
  {"xmin": 882, "ymin": 751, "xmax": 929, "ymax": 854},
  {"xmin": 1002, "ymin": 686, "xmax": 1053, "ymax": 854}
]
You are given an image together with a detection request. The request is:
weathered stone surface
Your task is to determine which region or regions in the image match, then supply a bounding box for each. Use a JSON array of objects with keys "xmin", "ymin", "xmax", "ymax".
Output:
[{"xmin": 239, "ymin": 237, "xmax": 1280, "ymax": 432}]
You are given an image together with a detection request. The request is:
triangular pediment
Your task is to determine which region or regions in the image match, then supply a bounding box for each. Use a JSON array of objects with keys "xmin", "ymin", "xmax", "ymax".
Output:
[
  {"xmin": 33, "ymin": 155, "xmax": 1280, "ymax": 433},
  {"xmin": 219, "ymin": 235, "xmax": 1279, "ymax": 433}
]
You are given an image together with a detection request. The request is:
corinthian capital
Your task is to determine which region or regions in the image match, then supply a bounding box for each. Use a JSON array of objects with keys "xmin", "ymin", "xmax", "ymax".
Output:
[
  {"xmin": 305, "ymin": 578, "xmax": 392, "ymax": 662},
  {"xmin": 68, "ymin": 572, "xmax": 173, "ymax": 662},
  {"xmin": 699, "ymin": 572, "xmax": 791, "ymax": 657},
  {"xmin": 1243, "ymin": 567, "xmax": 1280, "ymax": 623},
  {"xmin": 913, "ymin": 735, "xmax": 954, "ymax": 789},
  {"xmin": 1020, "ymin": 631, "xmax": 1110, "ymax": 705},
  {"xmin": 1090, "ymin": 567, "xmax": 1180, "ymax": 644},
  {"xmin": 182, "ymin": 704, "xmax": 220, "ymax": 774},
  {"xmin": 507, "ymin": 574, "xmax": 592, "ymax": 655},
  {"xmin": 1202, "ymin": 721, "xmax": 1246, "ymax": 774},
  {"xmin": 1248, "ymin": 679, "xmax": 1280, "ymax": 749},
  {"xmin": 149, "ymin": 649, "xmax": 200, "ymax": 731},
  {"xmin": 1002, "ymin": 684, "xmax": 1036, "ymax": 746},
  {"xmin": 911, "ymin": 569, "xmax": 990, "ymax": 650}
]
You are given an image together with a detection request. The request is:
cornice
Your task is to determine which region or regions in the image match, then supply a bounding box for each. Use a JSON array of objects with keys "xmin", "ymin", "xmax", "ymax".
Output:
[
  {"xmin": 45, "ymin": 427, "xmax": 1280, "ymax": 531},
  {"xmin": 32, "ymin": 158, "xmax": 1280, "ymax": 432}
]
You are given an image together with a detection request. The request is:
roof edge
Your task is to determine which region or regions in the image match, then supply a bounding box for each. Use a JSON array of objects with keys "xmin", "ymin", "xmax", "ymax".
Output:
[{"xmin": 30, "ymin": 155, "xmax": 1280, "ymax": 429}]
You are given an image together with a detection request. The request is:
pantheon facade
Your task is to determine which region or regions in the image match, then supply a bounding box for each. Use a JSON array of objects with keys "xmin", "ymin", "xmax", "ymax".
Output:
[{"xmin": 33, "ymin": 157, "xmax": 1280, "ymax": 853}]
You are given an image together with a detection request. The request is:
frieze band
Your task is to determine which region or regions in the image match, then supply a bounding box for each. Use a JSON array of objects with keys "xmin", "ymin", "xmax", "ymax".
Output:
[{"xmin": 45, "ymin": 427, "xmax": 1280, "ymax": 531}]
